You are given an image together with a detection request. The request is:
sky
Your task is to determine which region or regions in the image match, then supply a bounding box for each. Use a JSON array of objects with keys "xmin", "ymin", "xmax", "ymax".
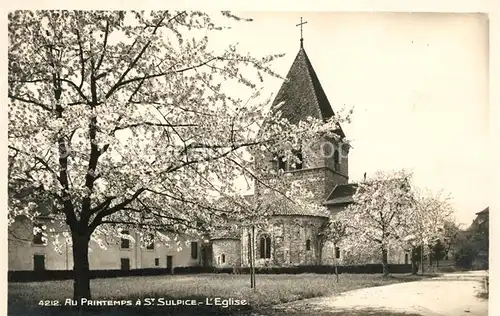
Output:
[{"xmin": 210, "ymin": 12, "xmax": 490, "ymax": 226}]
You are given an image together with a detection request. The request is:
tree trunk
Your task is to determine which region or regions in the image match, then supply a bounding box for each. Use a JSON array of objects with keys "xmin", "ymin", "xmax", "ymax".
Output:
[
  {"xmin": 249, "ymin": 238, "xmax": 254, "ymax": 289},
  {"xmin": 420, "ymin": 244, "xmax": 425, "ymax": 275},
  {"xmin": 332, "ymin": 243, "xmax": 340, "ymax": 282},
  {"xmin": 72, "ymin": 233, "xmax": 91, "ymax": 301},
  {"xmin": 382, "ymin": 247, "xmax": 389, "ymax": 277},
  {"xmin": 335, "ymin": 262, "xmax": 339, "ymax": 282},
  {"xmin": 411, "ymin": 247, "xmax": 418, "ymax": 275},
  {"xmin": 251, "ymin": 225, "xmax": 256, "ymax": 290}
]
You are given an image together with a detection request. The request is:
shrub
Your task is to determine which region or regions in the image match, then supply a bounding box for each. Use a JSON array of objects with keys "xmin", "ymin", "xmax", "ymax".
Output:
[{"xmin": 8, "ymin": 264, "xmax": 415, "ymax": 282}]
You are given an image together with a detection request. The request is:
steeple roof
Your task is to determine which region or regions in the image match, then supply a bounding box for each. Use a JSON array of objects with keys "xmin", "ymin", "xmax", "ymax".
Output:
[{"xmin": 271, "ymin": 45, "xmax": 345, "ymax": 138}]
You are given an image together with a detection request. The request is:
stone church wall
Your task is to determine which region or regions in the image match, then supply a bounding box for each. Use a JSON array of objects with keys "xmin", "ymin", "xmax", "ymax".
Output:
[
  {"xmin": 212, "ymin": 239, "xmax": 241, "ymax": 267},
  {"xmin": 241, "ymin": 216, "xmax": 326, "ymax": 267}
]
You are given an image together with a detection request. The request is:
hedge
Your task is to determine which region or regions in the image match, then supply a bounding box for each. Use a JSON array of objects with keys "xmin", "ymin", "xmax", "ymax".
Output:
[{"xmin": 8, "ymin": 264, "xmax": 415, "ymax": 282}]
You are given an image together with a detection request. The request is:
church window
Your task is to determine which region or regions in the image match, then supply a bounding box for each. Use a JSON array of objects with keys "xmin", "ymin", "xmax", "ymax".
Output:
[
  {"xmin": 259, "ymin": 235, "xmax": 271, "ymax": 259},
  {"xmin": 333, "ymin": 150, "xmax": 340, "ymax": 171},
  {"xmin": 306, "ymin": 239, "xmax": 311, "ymax": 251}
]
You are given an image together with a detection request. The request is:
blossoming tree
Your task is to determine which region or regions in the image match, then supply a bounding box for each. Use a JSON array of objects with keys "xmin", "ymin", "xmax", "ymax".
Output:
[
  {"xmin": 341, "ymin": 170, "xmax": 414, "ymax": 276},
  {"xmin": 400, "ymin": 189, "xmax": 453, "ymax": 274},
  {"xmin": 8, "ymin": 10, "xmax": 350, "ymax": 300},
  {"xmin": 318, "ymin": 216, "xmax": 348, "ymax": 281}
]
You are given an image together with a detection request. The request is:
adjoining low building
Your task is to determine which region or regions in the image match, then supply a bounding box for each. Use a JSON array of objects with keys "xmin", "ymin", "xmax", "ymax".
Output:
[{"xmin": 8, "ymin": 214, "xmax": 204, "ymax": 272}]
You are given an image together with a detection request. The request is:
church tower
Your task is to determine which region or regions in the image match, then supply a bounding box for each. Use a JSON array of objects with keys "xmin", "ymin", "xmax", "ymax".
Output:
[{"xmin": 264, "ymin": 34, "xmax": 349, "ymax": 202}]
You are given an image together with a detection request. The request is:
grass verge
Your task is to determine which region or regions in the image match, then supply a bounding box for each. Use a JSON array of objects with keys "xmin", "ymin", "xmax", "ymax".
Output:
[{"xmin": 8, "ymin": 273, "xmax": 434, "ymax": 315}]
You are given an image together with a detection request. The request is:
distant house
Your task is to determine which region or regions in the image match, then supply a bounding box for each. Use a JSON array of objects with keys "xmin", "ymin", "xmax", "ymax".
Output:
[
  {"xmin": 471, "ymin": 207, "xmax": 489, "ymax": 269},
  {"xmin": 475, "ymin": 207, "xmax": 489, "ymax": 224}
]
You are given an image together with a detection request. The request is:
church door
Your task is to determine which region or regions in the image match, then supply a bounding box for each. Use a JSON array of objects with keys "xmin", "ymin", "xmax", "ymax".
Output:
[
  {"xmin": 166, "ymin": 255, "xmax": 173, "ymax": 274},
  {"xmin": 33, "ymin": 254, "xmax": 45, "ymax": 271}
]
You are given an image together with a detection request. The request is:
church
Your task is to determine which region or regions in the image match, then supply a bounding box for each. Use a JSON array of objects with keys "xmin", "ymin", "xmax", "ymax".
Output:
[
  {"xmin": 207, "ymin": 36, "xmax": 406, "ymax": 268},
  {"xmin": 8, "ymin": 29, "xmax": 407, "ymax": 274}
]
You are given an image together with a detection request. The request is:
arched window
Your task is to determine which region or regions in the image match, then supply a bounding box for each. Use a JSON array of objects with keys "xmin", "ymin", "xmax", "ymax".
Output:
[
  {"xmin": 306, "ymin": 239, "xmax": 311, "ymax": 251},
  {"xmin": 221, "ymin": 254, "xmax": 226, "ymax": 264},
  {"xmin": 259, "ymin": 235, "xmax": 271, "ymax": 259},
  {"xmin": 333, "ymin": 150, "xmax": 340, "ymax": 171}
]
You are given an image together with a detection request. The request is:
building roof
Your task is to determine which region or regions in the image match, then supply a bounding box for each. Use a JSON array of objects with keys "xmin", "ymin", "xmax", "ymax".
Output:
[
  {"xmin": 270, "ymin": 44, "xmax": 345, "ymax": 138},
  {"xmin": 272, "ymin": 202, "xmax": 330, "ymax": 218},
  {"xmin": 324, "ymin": 183, "xmax": 358, "ymax": 206},
  {"xmin": 243, "ymin": 194, "xmax": 330, "ymax": 218},
  {"xmin": 476, "ymin": 207, "xmax": 489, "ymax": 215}
]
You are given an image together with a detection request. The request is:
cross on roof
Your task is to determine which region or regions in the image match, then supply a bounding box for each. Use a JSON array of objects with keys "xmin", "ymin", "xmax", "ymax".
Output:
[{"xmin": 296, "ymin": 17, "xmax": 308, "ymax": 47}]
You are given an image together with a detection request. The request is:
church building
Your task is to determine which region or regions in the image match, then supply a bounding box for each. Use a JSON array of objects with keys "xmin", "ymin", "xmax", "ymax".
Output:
[
  {"xmin": 8, "ymin": 29, "xmax": 407, "ymax": 274},
  {"xmin": 207, "ymin": 37, "xmax": 407, "ymax": 268}
]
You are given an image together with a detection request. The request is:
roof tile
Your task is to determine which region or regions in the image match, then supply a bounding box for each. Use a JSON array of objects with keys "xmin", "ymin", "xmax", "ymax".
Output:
[{"xmin": 271, "ymin": 46, "xmax": 345, "ymax": 138}]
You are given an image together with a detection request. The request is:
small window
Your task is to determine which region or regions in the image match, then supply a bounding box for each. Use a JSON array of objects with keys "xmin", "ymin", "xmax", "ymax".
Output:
[
  {"xmin": 333, "ymin": 150, "xmax": 340, "ymax": 171},
  {"xmin": 146, "ymin": 234, "xmax": 155, "ymax": 250},
  {"xmin": 33, "ymin": 224, "xmax": 45, "ymax": 245},
  {"xmin": 191, "ymin": 241, "xmax": 198, "ymax": 259},
  {"xmin": 306, "ymin": 239, "xmax": 311, "ymax": 251},
  {"xmin": 271, "ymin": 159, "xmax": 278, "ymax": 171},
  {"xmin": 335, "ymin": 247, "xmax": 341, "ymax": 259},
  {"xmin": 221, "ymin": 254, "xmax": 225, "ymax": 263},
  {"xmin": 155, "ymin": 258, "xmax": 160, "ymax": 266},
  {"xmin": 276, "ymin": 155, "xmax": 287, "ymax": 171},
  {"xmin": 259, "ymin": 235, "xmax": 271, "ymax": 259},
  {"xmin": 290, "ymin": 149, "xmax": 303, "ymax": 170},
  {"xmin": 121, "ymin": 230, "xmax": 130, "ymax": 249}
]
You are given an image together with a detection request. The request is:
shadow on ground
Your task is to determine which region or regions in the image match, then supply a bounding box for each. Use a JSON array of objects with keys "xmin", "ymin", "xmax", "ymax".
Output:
[
  {"xmin": 8, "ymin": 306, "xmax": 247, "ymax": 316},
  {"xmin": 7, "ymin": 305, "xmax": 425, "ymax": 316},
  {"xmin": 263, "ymin": 307, "xmax": 423, "ymax": 316}
]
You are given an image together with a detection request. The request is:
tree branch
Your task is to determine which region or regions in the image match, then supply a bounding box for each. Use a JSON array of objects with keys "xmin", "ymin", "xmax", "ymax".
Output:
[
  {"xmin": 76, "ymin": 30, "xmax": 86, "ymax": 90},
  {"xmin": 95, "ymin": 20, "xmax": 110, "ymax": 73},
  {"xmin": 8, "ymin": 94, "xmax": 53, "ymax": 111},
  {"xmin": 89, "ymin": 187, "xmax": 146, "ymax": 232},
  {"xmin": 105, "ymin": 13, "xmax": 168, "ymax": 99}
]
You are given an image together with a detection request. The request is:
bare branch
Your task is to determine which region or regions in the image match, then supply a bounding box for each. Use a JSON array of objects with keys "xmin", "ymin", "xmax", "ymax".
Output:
[
  {"xmin": 105, "ymin": 13, "xmax": 168, "ymax": 99},
  {"xmin": 95, "ymin": 20, "xmax": 110, "ymax": 73}
]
